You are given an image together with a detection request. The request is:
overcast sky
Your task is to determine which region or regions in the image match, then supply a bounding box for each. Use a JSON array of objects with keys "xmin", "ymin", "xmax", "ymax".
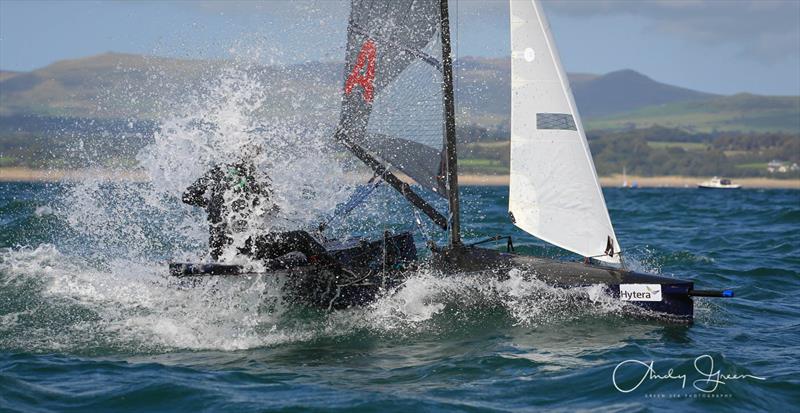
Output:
[{"xmin": 1, "ymin": 0, "xmax": 798, "ymax": 95}]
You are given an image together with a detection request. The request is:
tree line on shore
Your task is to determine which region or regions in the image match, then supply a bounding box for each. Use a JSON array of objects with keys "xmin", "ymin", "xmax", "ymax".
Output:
[
  {"xmin": 1, "ymin": 115, "xmax": 798, "ymax": 179},
  {"xmin": 458, "ymin": 125, "xmax": 800, "ymax": 178}
]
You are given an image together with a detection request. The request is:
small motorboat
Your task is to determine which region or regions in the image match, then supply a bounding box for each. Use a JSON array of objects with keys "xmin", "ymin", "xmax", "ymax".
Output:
[{"xmin": 698, "ymin": 177, "xmax": 741, "ymax": 189}]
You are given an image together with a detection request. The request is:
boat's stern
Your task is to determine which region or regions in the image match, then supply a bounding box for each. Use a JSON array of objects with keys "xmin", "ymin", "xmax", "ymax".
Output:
[{"xmin": 432, "ymin": 246, "xmax": 736, "ymax": 323}]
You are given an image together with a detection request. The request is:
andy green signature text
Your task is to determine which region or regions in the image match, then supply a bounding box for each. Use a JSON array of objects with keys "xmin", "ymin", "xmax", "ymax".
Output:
[{"xmin": 613, "ymin": 355, "xmax": 766, "ymax": 393}]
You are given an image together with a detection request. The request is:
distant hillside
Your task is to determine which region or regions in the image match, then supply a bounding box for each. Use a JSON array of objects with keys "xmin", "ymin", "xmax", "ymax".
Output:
[
  {"xmin": 0, "ymin": 114, "xmax": 154, "ymax": 168},
  {"xmin": 450, "ymin": 59, "xmax": 718, "ymax": 124},
  {"xmin": 1, "ymin": 53, "xmax": 204, "ymax": 118},
  {"xmin": 1, "ymin": 53, "xmax": 799, "ymax": 133},
  {"xmin": 571, "ymin": 69, "xmax": 717, "ymax": 117},
  {"xmin": 0, "ymin": 53, "xmax": 343, "ymax": 122},
  {"xmin": 0, "ymin": 71, "xmax": 19, "ymax": 82},
  {"xmin": 586, "ymin": 93, "xmax": 800, "ymax": 133}
]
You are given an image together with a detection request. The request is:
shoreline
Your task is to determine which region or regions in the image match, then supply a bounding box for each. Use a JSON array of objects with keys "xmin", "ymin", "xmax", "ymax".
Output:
[
  {"xmin": 0, "ymin": 167, "xmax": 148, "ymax": 183},
  {"xmin": 459, "ymin": 174, "xmax": 800, "ymax": 189},
  {"xmin": 2, "ymin": 167, "xmax": 799, "ymax": 189}
]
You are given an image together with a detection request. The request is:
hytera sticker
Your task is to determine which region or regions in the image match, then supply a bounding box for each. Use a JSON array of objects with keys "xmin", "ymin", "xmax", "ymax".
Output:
[{"xmin": 619, "ymin": 284, "xmax": 662, "ymax": 302}]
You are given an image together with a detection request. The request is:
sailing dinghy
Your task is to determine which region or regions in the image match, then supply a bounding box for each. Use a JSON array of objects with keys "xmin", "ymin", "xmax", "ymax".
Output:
[{"xmin": 170, "ymin": 0, "xmax": 733, "ymax": 322}]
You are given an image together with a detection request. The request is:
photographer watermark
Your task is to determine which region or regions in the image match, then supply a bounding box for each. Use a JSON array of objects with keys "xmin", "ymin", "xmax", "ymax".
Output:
[{"xmin": 612, "ymin": 354, "xmax": 765, "ymax": 397}]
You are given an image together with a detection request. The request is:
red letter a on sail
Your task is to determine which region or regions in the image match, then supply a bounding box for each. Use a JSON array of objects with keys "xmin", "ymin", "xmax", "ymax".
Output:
[{"xmin": 345, "ymin": 40, "xmax": 376, "ymax": 102}]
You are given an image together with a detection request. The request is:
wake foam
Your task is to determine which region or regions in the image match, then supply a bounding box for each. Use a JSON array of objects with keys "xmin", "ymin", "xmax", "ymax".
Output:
[
  {"xmin": 1, "ymin": 246, "xmax": 636, "ymax": 354},
  {"xmin": 1, "ymin": 245, "xmax": 301, "ymax": 352}
]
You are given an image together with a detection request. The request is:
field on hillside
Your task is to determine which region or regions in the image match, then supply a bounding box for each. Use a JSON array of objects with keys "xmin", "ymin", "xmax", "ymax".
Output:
[
  {"xmin": 457, "ymin": 126, "xmax": 799, "ymax": 178},
  {"xmin": 586, "ymin": 94, "xmax": 800, "ymax": 133},
  {"xmin": 646, "ymin": 141, "xmax": 709, "ymax": 151}
]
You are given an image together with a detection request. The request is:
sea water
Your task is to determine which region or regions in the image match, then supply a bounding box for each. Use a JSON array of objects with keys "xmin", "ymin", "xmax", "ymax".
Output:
[{"xmin": 1, "ymin": 183, "xmax": 798, "ymax": 411}]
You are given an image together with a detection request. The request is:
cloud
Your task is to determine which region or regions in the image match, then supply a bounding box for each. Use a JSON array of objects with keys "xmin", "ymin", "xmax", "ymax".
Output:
[
  {"xmin": 185, "ymin": 0, "xmax": 348, "ymax": 19},
  {"xmin": 543, "ymin": 0, "xmax": 800, "ymax": 62},
  {"xmin": 167, "ymin": 0, "xmax": 799, "ymax": 63}
]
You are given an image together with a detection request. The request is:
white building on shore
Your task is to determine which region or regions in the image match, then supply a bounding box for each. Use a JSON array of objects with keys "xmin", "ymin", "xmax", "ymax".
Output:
[{"xmin": 767, "ymin": 160, "xmax": 799, "ymax": 174}]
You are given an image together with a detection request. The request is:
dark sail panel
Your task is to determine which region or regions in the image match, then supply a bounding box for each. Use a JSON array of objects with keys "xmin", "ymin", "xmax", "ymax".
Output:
[{"xmin": 338, "ymin": 0, "xmax": 447, "ymax": 196}]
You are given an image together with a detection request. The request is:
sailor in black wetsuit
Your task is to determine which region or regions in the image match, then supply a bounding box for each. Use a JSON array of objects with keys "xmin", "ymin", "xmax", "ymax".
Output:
[{"xmin": 182, "ymin": 148, "xmax": 330, "ymax": 264}]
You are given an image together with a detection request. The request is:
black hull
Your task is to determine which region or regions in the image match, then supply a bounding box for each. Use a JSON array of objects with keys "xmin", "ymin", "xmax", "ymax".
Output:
[
  {"xmin": 170, "ymin": 237, "xmax": 698, "ymax": 322},
  {"xmin": 429, "ymin": 246, "xmax": 694, "ymax": 322}
]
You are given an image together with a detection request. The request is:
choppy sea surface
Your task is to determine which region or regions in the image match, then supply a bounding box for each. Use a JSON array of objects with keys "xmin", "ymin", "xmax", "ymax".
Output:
[{"xmin": 1, "ymin": 182, "xmax": 798, "ymax": 412}]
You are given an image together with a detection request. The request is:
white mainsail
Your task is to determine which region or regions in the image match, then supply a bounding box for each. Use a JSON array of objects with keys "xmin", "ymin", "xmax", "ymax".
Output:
[{"xmin": 508, "ymin": 0, "xmax": 622, "ymax": 264}]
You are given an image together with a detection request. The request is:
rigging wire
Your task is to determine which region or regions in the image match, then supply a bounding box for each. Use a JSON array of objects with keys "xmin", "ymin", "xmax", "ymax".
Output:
[
  {"xmin": 413, "ymin": 208, "xmax": 432, "ymax": 245},
  {"xmin": 455, "ymin": 0, "xmax": 458, "ymax": 95},
  {"xmin": 320, "ymin": 174, "xmax": 384, "ymax": 231}
]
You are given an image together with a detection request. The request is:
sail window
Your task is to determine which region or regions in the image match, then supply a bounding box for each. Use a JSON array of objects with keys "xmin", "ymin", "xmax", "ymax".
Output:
[
  {"xmin": 536, "ymin": 113, "xmax": 577, "ymax": 131},
  {"xmin": 338, "ymin": 0, "xmax": 447, "ymax": 196}
]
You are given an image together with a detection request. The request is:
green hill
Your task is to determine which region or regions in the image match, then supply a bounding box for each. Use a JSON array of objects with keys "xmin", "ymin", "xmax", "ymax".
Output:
[
  {"xmin": 572, "ymin": 69, "xmax": 717, "ymax": 118},
  {"xmin": 0, "ymin": 71, "xmax": 20, "ymax": 82},
  {"xmin": 586, "ymin": 93, "xmax": 800, "ymax": 133},
  {"xmin": 5, "ymin": 53, "xmax": 797, "ymax": 133},
  {"xmin": 0, "ymin": 53, "xmax": 343, "ymax": 122},
  {"xmin": 2, "ymin": 53, "xmax": 799, "ymax": 138},
  {"xmin": 449, "ymin": 58, "xmax": 722, "ymax": 125}
]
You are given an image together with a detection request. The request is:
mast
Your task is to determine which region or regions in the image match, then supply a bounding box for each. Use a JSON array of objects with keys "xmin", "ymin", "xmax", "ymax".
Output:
[{"xmin": 439, "ymin": 0, "xmax": 461, "ymax": 247}]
